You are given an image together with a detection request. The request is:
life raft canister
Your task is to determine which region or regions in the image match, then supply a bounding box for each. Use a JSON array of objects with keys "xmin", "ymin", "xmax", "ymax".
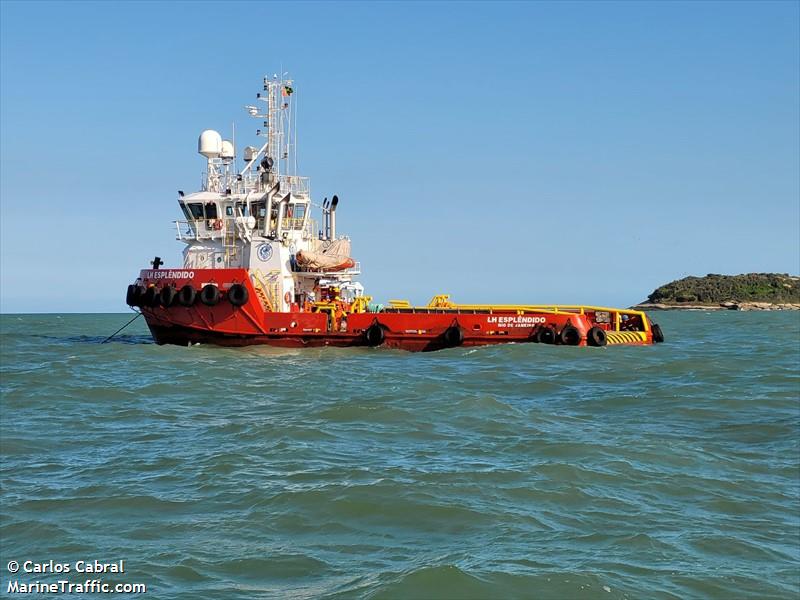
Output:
[
  {"xmin": 442, "ymin": 325, "xmax": 464, "ymax": 348},
  {"xmin": 559, "ymin": 325, "xmax": 581, "ymax": 346},
  {"xmin": 159, "ymin": 285, "xmax": 177, "ymax": 308},
  {"xmin": 177, "ymin": 284, "xmax": 197, "ymax": 307},
  {"xmin": 364, "ymin": 324, "xmax": 385, "ymax": 347},
  {"xmin": 227, "ymin": 283, "xmax": 249, "ymax": 307},
  {"xmin": 200, "ymin": 284, "xmax": 220, "ymax": 306},
  {"xmin": 587, "ymin": 326, "xmax": 608, "ymax": 347}
]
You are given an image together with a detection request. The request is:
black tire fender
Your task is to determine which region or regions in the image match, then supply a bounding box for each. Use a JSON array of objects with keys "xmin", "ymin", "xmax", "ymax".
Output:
[
  {"xmin": 159, "ymin": 285, "xmax": 177, "ymax": 308},
  {"xmin": 177, "ymin": 285, "xmax": 197, "ymax": 307},
  {"xmin": 364, "ymin": 324, "xmax": 385, "ymax": 347},
  {"xmin": 536, "ymin": 326, "xmax": 556, "ymax": 344},
  {"xmin": 559, "ymin": 325, "xmax": 581, "ymax": 346},
  {"xmin": 200, "ymin": 284, "xmax": 220, "ymax": 306},
  {"xmin": 228, "ymin": 283, "xmax": 249, "ymax": 307},
  {"xmin": 126, "ymin": 284, "xmax": 144, "ymax": 307},
  {"xmin": 442, "ymin": 325, "xmax": 464, "ymax": 347},
  {"xmin": 587, "ymin": 326, "xmax": 608, "ymax": 347},
  {"xmin": 652, "ymin": 323, "xmax": 665, "ymax": 343},
  {"xmin": 142, "ymin": 286, "xmax": 158, "ymax": 307}
]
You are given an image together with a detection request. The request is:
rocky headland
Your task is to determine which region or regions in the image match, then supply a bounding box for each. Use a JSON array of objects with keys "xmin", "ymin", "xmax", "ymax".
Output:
[{"xmin": 633, "ymin": 273, "xmax": 800, "ymax": 311}]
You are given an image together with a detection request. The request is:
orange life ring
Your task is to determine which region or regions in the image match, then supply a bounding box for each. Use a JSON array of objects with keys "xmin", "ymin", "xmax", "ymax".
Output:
[
  {"xmin": 284, "ymin": 291, "xmax": 291, "ymax": 305},
  {"xmin": 212, "ymin": 219, "xmax": 223, "ymax": 231}
]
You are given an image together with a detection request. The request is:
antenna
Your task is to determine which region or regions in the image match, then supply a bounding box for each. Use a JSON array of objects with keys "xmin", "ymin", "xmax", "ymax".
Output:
[
  {"xmin": 237, "ymin": 72, "xmax": 305, "ymax": 197},
  {"xmin": 291, "ymin": 79, "xmax": 297, "ymax": 175}
]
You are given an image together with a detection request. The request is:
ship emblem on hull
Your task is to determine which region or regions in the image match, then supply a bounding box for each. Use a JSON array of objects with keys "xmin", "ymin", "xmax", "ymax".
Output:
[{"xmin": 257, "ymin": 243, "xmax": 273, "ymax": 262}]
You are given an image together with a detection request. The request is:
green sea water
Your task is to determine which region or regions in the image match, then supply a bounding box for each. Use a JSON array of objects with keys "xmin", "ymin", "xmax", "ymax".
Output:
[{"xmin": 1, "ymin": 311, "xmax": 798, "ymax": 599}]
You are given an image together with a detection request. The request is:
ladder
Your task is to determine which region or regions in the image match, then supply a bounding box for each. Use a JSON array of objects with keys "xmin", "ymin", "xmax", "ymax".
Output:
[
  {"xmin": 223, "ymin": 219, "xmax": 237, "ymax": 266},
  {"xmin": 252, "ymin": 269, "xmax": 280, "ymax": 312}
]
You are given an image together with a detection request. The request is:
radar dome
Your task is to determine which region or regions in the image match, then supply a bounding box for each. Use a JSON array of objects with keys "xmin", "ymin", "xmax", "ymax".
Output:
[
  {"xmin": 198, "ymin": 130, "xmax": 222, "ymax": 158},
  {"xmin": 220, "ymin": 140, "xmax": 235, "ymax": 160}
]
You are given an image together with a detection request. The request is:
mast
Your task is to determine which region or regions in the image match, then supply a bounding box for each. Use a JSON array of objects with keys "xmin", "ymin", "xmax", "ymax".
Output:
[{"xmin": 241, "ymin": 74, "xmax": 296, "ymax": 184}]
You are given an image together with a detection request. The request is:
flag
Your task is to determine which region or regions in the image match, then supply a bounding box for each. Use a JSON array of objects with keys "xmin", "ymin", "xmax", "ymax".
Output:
[{"xmin": 282, "ymin": 85, "xmax": 294, "ymax": 97}]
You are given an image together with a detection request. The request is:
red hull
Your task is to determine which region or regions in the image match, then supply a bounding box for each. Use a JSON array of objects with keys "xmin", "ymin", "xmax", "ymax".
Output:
[{"xmin": 133, "ymin": 268, "xmax": 654, "ymax": 351}]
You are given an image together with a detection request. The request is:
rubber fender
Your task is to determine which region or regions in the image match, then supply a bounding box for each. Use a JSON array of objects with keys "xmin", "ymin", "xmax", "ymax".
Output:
[
  {"xmin": 177, "ymin": 285, "xmax": 197, "ymax": 307},
  {"xmin": 536, "ymin": 326, "xmax": 556, "ymax": 344},
  {"xmin": 442, "ymin": 325, "xmax": 464, "ymax": 347},
  {"xmin": 200, "ymin": 284, "xmax": 220, "ymax": 306},
  {"xmin": 652, "ymin": 323, "xmax": 665, "ymax": 343},
  {"xmin": 125, "ymin": 284, "xmax": 135, "ymax": 306},
  {"xmin": 587, "ymin": 326, "xmax": 608, "ymax": 347},
  {"xmin": 227, "ymin": 283, "xmax": 249, "ymax": 307},
  {"xmin": 364, "ymin": 324, "xmax": 385, "ymax": 347},
  {"xmin": 559, "ymin": 325, "xmax": 581, "ymax": 346},
  {"xmin": 126, "ymin": 284, "xmax": 144, "ymax": 307},
  {"xmin": 159, "ymin": 285, "xmax": 177, "ymax": 308},
  {"xmin": 142, "ymin": 286, "xmax": 158, "ymax": 307}
]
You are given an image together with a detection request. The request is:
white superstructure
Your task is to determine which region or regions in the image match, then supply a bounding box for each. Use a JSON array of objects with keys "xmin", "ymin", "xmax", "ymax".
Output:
[{"xmin": 175, "ymin": 75, "xmax": 362, "ymax": 312}]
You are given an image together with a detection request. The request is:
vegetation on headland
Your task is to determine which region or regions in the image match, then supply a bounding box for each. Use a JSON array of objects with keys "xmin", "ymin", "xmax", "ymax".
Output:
[{"xmin": 642, "ymin": 273, "xmax": 800, "ymax": 306}]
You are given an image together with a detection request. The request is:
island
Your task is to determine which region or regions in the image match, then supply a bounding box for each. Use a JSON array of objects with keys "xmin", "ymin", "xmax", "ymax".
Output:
[{"xmin": 633, "ymin": 273, "xmax": 800, "ymax": 311}]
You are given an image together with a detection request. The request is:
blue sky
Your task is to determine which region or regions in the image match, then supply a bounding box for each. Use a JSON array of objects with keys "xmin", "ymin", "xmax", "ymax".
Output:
[{"xmin": 1, "ymin": 1, "xmax": 798, "ymax": 312}]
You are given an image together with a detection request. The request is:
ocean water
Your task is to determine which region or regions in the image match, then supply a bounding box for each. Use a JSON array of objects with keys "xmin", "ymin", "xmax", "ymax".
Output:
[{"xmin": 0, "ymin": 311, "xmax": 798, "ymax": 599}]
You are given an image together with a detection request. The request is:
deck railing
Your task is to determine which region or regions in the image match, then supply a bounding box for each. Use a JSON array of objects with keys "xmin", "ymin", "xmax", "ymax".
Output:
[{"xmin": 202, "ymin": 171, "xmax": 310, "ymax": 197}]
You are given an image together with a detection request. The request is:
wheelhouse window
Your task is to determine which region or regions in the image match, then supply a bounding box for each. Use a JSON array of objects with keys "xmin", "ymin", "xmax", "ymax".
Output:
[
  {"xmin": 187, "ymin": 203, "xmax": 204, "ymax": 219},
  {"xmin": 204, "ymin": 202, "xmax": 218, "ymax": 219},
  {"xmin": 179, "ymin": 201, "xmax": 193, "ymax": 221},
  {"xmin": 253, "ymin": 200, "xmax": 267, "ymax": 230},
  {"xmin": 283, "ymin": 203, "xmax": 306, "ymax": 229}
]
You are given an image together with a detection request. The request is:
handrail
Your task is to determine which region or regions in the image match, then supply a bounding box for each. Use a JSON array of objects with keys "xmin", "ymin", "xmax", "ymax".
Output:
[
  {"xmin": 283, "ymin": 217, "xmax": 305, "ymax": 230},
  {"xmin": 411, "ymin": 295, "xmax": 651, "ymax": 330},
  {"xmin": 202, "ymin": 171, "xmax": 311, "ymax": 196},
  {"xmin": 174, "ymin": 217, "xmax": 256, "ymax": 242},
  {"xmin": 426, "ymin": 295, "xmax": 647, "ymax": 316}
]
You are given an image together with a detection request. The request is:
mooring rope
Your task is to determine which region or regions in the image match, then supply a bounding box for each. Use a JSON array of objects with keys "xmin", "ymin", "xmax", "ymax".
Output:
[{"xmin": 101, "ymin": 312, "xmax": 142, "ymax": 344}]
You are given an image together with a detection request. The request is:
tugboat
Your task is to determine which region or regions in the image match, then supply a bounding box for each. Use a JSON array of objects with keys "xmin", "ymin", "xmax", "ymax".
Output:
[{"xmin": 126, "ymin": 74, "xmax": 664, "ymax": 351}]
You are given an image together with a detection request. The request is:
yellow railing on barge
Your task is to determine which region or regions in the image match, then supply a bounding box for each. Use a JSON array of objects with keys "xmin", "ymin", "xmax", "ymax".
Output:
[{"xmin": 384, "ymin": 295, "xmax": 650, "ymax": 333}]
